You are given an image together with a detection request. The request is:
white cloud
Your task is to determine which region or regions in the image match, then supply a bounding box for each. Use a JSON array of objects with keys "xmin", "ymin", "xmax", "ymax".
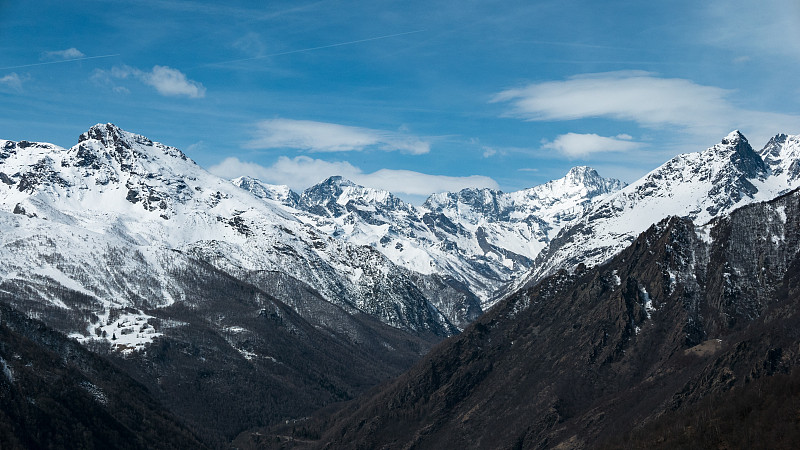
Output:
[
  {"xmin": 541, "ymin": 133, "xmax": 641, "ymax": 158},
  {"xmin": 0, "ymin": 73, "xmax": 23, "ymax": 91},
  {"xmin": 246, "ymin": 119, "xmax": 430, "ymax": 154},
  {"xmin": 208, "ymin": 156, "xmax": 498, "ymax": 196},
  {"xmin": 143, "ymin": 65, "xmax": 206, "ymax": 98},
  {"xmin": 493, "ymin": 71, "xmax": 730, "ymax": 129},
  {"xmin": 41, "ymin": 47, "xmax": 85, "ymax": 61},
  {"xmin": 96, "ymin": 65, "xmax": 205, "ymax": 98},
  {"xmin": 492, "ymin": 71, "xmax": 800, "ymax": 146}
]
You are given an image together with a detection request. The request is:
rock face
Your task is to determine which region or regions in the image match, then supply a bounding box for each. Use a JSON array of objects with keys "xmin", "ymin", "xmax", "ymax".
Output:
[{"xmin": 274, "ymin": 186, "xmax": 800, "ymax": 449}]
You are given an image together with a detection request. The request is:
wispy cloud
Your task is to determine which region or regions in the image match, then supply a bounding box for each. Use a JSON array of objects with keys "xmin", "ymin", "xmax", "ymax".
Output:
[
  {"xmin": 41, "ymin": 48, "xmax": 85, "ymax": 61},
  {"xmin": 201, "ymin": 30, "xmax": 425, "ymax": 69},
  {"xmin": 541, "ymin": 133, "xmax": 641, "ymax": 158},
  {"xmin": 209, "ymin": 156, "xmax": 498, "ymax": 197},
  {"xmin": 492, "ymin": 71, "xmax": 800, "ymax": 145},
  {"xmin": 701, "ymin": 0, "xmax": 800, "ymax": 60},
  {"xmin": 493, "ymin": 71, "xmax": 731, "ymax": 129},
  {"xmin": 96, "ymin": 65, "xmax": 206, "ymax": 98},
  {"xmin": 246, "ymin": 119, "xmax": 430, "ymax": 154},
  {"xmin": 0, "ymin": 73, "xmax": 24, "ymax": 91},
  {"xmin": 0, "ymin": 53, "xmax": 119, "ymax": 71}
]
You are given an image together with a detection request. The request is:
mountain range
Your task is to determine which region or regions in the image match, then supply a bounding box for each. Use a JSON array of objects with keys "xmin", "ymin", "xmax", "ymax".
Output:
[
  {"xmin": 234, "ymin": 165, "xmax": 625, "ymax": 312},
  {"xmin": 1, "ymin": 124, "xmax": 799, "ymax": 447},
  {"xmin": 276, "ymin": 183, "xmax": 800, "ymax": 449}
]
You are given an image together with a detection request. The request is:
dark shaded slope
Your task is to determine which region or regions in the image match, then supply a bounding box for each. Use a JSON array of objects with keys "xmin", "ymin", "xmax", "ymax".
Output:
[
  {"xmin": 604, "ymin": 250, "xmax": 800, "ymax": 449},
  {"xmin": 268, "ymin": 188, "xmax": 800, "ymax": 449},
  {"xmin": 88, "ymin": 258, "xmax": 438, "ymax": 445},
  {"xmin": 0, "ymin": 301, "xmax": 205, "ymax": 450}
]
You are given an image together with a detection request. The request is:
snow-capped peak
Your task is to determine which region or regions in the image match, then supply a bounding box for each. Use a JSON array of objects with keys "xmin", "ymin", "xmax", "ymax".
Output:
[
  {"xmin": 77, "ymin": 123, "xmax": 191, "ymax": 165},
  {"xmin": 231, "ymin": 176, "xmax": 299, "ymax": 207},
  {"xmin": 79, "ymin": 123, "xmax": 135, "ymax": 146},
  {"xmin": 301, "ymin": 176, "xmax": 403, "ymax": 211},
  {"xmin": 722, "ymin": 129, "xmax": 746, "ymax": 144},
  {"xmin": 522, "ymin": 130, "xmax": 797, "ymax": 288},
  {"xmin": 0, "ymin": 125, "xmax": 462, "ymax": 338},
  {"xmin": 564, "ymin": 165, "xmax": 602, "ymax": 185},
  {"xmin": 247, "ymin": 166, "xmax": 625, "ymax": 307},
  {"xmin": 760, "ymin": 133, "xmax": 800, "ymax": 181}
]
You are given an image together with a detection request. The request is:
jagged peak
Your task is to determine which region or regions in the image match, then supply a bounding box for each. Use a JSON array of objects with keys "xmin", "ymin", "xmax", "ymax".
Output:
[
  {"xmin": 302, "ymin": 176, "xmax": 401, "ymax": 209},
  {"xmin": 566, "ymin": 165, "xmax": 598, "ymax": 178},
  {"xmin": 319, "ymin": 175, "xmax": 356, "ymax": 187},
  {"xmin": 232, "ymin": 176, "xmax": 299, "ymax": 205},
  {"xmin": 534, "ymin": 166, "xmax": 625, "ymax": 196},
  {"xmin": 231, "ymin": 175, "xmax": 259, "ymax": 186},
  {"xmin": 232, "ymin": 176, "xmax": 294, "ymax": 194},
  {"xmin": 76, "ymin": 123, "xmax": 189, "ymax": 164},
  {"xmin": 563, "ymin": 166, "xmax": 602, "ymax": 185},
  {"xmin": 714, "ymin": 131, "xmax": 766, "ymax": 175},
  {"xmin": 721, "ymin": 129, "xmax": 747, "ymax": 145},
  {"xmin": 760, "ymin": 133, "xmax": 800, "ymax": 178},
  {"xmin": 766, "ymin": 133, "xmax": 789, "ymax": 146},
  {"xmin": 79, "ymin": 123, "xmax": 142, "ymax": 148}
]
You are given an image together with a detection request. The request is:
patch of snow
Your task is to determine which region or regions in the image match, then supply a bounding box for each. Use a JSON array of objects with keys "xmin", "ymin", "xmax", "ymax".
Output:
[
  {"xmin": 79, "ymin": 381, "xmax": 108, "ymax": 405},
  {"xmin": 77, "ymin": 310, "xmax": 162, "ymax": 354},
  {"xmin": 640, "ymin": 286, "xmax": 655, "ymax": 318},
  {"xmin": 224, "ymin": 326, "xmax": 249, "ymax": 334},
  {"xmin": 695, "ymin": 224, "xmax": 714, "ymax": 246},
  {"xmin": 0, "ymin": 357, "xmax": 13, "ymax": 383}
]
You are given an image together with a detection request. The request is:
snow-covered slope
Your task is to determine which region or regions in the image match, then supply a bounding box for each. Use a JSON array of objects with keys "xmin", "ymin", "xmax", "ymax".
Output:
[
  {"xmin": 0, "ymin": 124, "xmax": 458, "ymax": 346},
  {"xmin": 519, "ymin": 131, "xmax": 800, "ymax": 290},
  {"xmin": 423, "ymin": 166, "xmax": 625, "ymax": 262},
  {"xmin": 237, "ymin": 167, "xmax": 625, "ymax": 308},
  {"xmin": 760, "ymin": 133, "xmax": 800, "ymax": 187}
]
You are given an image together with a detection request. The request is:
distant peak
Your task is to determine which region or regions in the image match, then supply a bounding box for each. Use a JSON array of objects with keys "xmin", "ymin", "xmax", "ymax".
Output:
[
  {"xmin": 567, "ymin": 165, "xmax": 594, "ymax": 173},
  {"xmin": 765, "ymin": 133, "xmax": 789, "ymax": 148},
  {"xmin": 78, "ymin": 123, "xmax": 148, "ymax": 152},
  {"xmin": 231, "ymin": 175, "xmax": 259, "ymax": 187},
  {"xmin": 75, "ymin": 123, "xmax": 189, "ymax": 163},
  {"xmin": 303, "ymin": 176, "xmax": 356, "ymax": 198},
  {"xmin": 324, "ymin": 175, "xmax": 348, "ymax": 184},
  {"xmin": 79, "ymin": 123, "xmax": 126, "ymax": 143},
  {"xmin": 566, "ymin": 165, "xmax": 599, "ymax": 179}
]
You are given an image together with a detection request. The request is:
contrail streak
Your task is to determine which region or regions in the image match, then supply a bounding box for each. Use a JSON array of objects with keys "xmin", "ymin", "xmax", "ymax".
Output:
[
  {"xmin": 199, "ymin": 29, "xmax": 426, "ymax": 68},
  {"xmin": 0, "ymin": 54, "xmax": 121, "ymax": 71}
]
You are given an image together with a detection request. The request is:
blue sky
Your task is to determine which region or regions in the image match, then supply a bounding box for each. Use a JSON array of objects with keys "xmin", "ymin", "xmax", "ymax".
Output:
[{"xmin": 1, "ymin": 0, "xmax": 799, "ymax": 203}]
